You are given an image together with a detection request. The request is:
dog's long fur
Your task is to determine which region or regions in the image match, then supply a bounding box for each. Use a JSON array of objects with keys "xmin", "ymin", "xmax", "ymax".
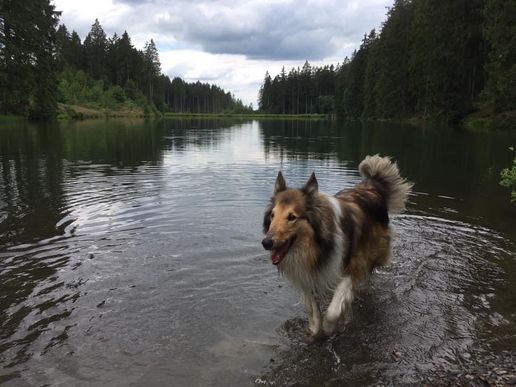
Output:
[{"xmin": 262, "ymin": 155, "xmax": 413, "ymax": 336}]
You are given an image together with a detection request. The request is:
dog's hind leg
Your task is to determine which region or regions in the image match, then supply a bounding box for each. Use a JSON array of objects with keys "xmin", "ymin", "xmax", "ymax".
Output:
[
  {"xmin": 304, "ymin": 292, "xmax": 321, "ymax": 336},
  {"xmin": 322, "ymin": 276, "xmax": 354, "ymax": 335}
]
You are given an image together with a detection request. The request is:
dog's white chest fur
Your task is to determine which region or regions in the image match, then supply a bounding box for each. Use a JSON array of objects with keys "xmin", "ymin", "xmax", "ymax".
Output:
[{"xmin": 280, "ymin": 195, "xmax": 346, "ymax": 297}]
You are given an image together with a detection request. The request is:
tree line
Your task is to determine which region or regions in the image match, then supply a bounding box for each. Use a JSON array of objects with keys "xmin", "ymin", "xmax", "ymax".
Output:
[
  {"xmin": 259, "ymin": 0, "xmax": 515, "ymax": 126},
  {"xmin": 259, "ymin": 63, "xmax": 337, "ymax": 115},
  {"xmin": 0, "ymin": 0, "xmax": 250, "ymax": 119}
]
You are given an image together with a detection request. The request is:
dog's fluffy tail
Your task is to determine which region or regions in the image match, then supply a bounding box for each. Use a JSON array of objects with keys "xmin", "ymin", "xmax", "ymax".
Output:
[{"xmin": 358, "ymin": 154, "xmax": 413, "ymax": 214}]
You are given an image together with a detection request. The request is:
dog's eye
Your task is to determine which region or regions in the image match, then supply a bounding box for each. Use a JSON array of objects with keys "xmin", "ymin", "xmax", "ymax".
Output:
[
  {"xmin": 287, "ymin": 213, "xmax": 297, "ymax": 222},
  {"xmin": 270, "ymin": 213, "xmax": 274, "ymax": 219}
]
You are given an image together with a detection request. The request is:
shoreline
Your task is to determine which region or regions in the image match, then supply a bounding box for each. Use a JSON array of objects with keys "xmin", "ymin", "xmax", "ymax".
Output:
[
  {"xmin": 2, "ymin": 109, "xmax": 515, "ymax": 131},
  {"xmin": 56, "ymin": 103, "xmax": 159, "ymax": 120}
]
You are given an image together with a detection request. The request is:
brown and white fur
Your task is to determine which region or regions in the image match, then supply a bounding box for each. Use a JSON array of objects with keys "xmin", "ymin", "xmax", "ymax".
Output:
[{"xmin": 262, "ymin": 155, "xmax": 413, "ymax": 337}]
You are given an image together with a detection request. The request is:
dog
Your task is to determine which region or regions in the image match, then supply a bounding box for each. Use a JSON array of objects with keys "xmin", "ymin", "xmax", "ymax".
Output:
[{"xmin": 262, "ymin": 155, "xmax": 413, "ymax": 337}]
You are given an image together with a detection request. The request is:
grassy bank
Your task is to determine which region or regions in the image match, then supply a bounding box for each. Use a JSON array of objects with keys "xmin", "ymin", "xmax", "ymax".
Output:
[
  {"xmin": 57, "ymin": 103, "xmax": 161, "ymax": 120},
  {"xmin": 3, "ymin": 110, "xmax": 328, "ymax": 122},
  {"xmin": 0, "ymin": 115, "xmax": 26, "ymax": 123},
  {"xmin": 56, "ymin": 69, "xmax": 161, "ymax": 120},
  {"xmin": 462, "ymin": 111, "xmax": 516, "ymax": 131},
  {"xmin": 338, "ymin": 111, "xmax": 516, "ymax": 131},
  {"xmin": 8, "ymin": 108, "xmax": 514, "ymax": 130}
]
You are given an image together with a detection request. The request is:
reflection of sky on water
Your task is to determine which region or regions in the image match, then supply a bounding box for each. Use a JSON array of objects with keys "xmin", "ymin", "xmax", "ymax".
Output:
[
  {"xmin": 162, "ymin": 120, "xmax": 359, "ymax": 199},
  {"xmin": 164, "ymin": 121, "xmax": 267, "ymax": 167}
]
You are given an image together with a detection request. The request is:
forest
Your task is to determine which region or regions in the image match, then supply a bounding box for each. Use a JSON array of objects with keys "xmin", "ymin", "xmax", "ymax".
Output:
[
  {"xmin": 0, "ymin": 0, "xmax": 251, "ymax": 119},
  {"xmin": 259, "ymin": 0, "xmax": 516, "ymax": 128}
]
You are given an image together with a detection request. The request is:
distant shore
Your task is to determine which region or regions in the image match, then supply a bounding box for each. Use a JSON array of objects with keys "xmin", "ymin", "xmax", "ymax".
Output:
[
  {"xmin": 2, "ymin": 109, "xmax": 514, "ymax": 131},
  {"xmin": 1, "ymin": 111, "xmax": 329, "ymax": 122}
]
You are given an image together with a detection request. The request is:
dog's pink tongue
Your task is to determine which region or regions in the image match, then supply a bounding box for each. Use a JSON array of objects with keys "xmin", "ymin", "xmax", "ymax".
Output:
[{"xmin": 271, "ymin": 251, "xmax": 281, "ymax": 265}]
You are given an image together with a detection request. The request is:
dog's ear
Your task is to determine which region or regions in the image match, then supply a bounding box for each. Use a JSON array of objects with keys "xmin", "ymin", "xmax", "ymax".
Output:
[
  {"xmin": 303, "ymin": 172, "xmax": 318, "ymax": 195},
  {"xmin": 274, "ymin": 171, "xmax": 287, "ymax": 194}
]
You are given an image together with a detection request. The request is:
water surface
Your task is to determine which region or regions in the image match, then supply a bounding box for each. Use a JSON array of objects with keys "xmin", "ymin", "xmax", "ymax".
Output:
[{"xmin": 0, "ymin": 118, "xmax": 515, "ymax": 386}]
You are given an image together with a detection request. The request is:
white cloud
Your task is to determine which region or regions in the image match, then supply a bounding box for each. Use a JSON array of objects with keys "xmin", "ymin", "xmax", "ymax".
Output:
[{"xmin": 52, "ymin": 0, "xmax": 393, "ymax": 106}]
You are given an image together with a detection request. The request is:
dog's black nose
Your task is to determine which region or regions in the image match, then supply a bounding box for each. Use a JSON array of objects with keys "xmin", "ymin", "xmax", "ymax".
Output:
[{"xmin": 262, "ymin": 238, "xmax": 273, "ymax": 250}]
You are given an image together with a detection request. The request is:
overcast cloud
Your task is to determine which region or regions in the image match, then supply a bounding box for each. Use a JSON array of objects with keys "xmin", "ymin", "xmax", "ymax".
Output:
[{"xmin": 52, "ymin": 0, "xmax": 393, "ymax": 106}]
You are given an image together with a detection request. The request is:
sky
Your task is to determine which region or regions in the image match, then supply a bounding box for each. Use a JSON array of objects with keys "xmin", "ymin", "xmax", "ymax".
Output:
[{"xmin": 52, "ymin": 0, "xmax": 393, "ymax": 107}]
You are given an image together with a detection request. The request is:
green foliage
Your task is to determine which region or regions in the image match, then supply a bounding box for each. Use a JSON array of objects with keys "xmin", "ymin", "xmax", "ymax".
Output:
[
  {"xmin": 109, "ymin": 85, "xmax": 126, "ymax": 104},
  {"xmin": 83, "ymin": 19, "xmax": 107, "ymax": 81},
  {"xmin": 1, "ymin": 8, "xmax": 249, "ymax": 119},
  {"xmin": 259, "ymin": 62, "xmax": 337, "ymax": 114},
  {"xmin": 58, "ymin": 69, "xmax": 143, "ymax": 110},
  {"xmin": 373, "ymin": 0, "xmax": 413, "ymax": 118},
  {"xmin": 500, "ymin": 148, "xmax": 516, "ymax": 202},
  {"xmin": 165, "ymin": 77, "xmax": 252, "ymax": 114},
  {"xmin": 124, "ymin": 79, "xmax": 138, "ymax": 100},
  {"xmin": 0, "ymin": 0, "xmax": 59, "ymax": 119},
  {"xmin": 319, "ymin": 96, "xmax": 335, "ymax": 114},
  {"xmin": 259, "ymin": 0, "xmax": 510, "ymax": 126},
  {"xmin": 480, "ymin": 0, "xmax": 516, "ymax": 115}
]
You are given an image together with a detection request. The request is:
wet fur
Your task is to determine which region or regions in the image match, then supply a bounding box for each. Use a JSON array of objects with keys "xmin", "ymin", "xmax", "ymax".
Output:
[{"xmin": 263, "ymin": 155, "xmax": 413, "ymax": 336}]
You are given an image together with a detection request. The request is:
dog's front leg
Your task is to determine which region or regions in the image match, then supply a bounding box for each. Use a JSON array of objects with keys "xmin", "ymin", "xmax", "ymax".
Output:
[
  {"xmin": 323, "ymin": 276, "xmax": 353, "ymax": 335},
  {"xmin": 303, "ymin": 292, "xmax": 321, "ymax": 336}
]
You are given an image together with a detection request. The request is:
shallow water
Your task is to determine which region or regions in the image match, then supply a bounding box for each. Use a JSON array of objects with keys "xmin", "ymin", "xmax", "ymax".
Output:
[{"xmin": 0, "ymin": 118, "xmax": 515, "ymax": 386}]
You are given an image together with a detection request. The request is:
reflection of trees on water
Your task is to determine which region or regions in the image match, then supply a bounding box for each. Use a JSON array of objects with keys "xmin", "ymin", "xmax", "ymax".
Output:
[
  {"xmin": 0, "ymin": 117, "xmax": 248, "ymax": 250},
  {"xmin": 260, "ymin": 119, "xmax": 516, "ymax": 235},
  {"xmin": 260, "ymin": 119, "xmax": 350, "ymax": 162},
  {"xmin": 0, "ymin": 119, "xmax": 170, "ymax": 375},
  {"xmin": 162, "ymin": 118, "xmax": 252, "ymax": 151},
  {"xmin": 59, "ymin": 119, "xmax": 167, "ymax": 166},
  {"xmin": 0, "ymin": 117, "xmax": 253, "ymax": 378},
  {"xmin": 0, "ymin": 119, "xmax": 168, "ymax": 247},
  {"xmin": 1, "ymin": 122, "xmax": 67, "ymax": 248}
]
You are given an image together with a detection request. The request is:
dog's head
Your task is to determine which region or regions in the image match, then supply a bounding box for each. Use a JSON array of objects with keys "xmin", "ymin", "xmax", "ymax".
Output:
[{"xmin": 262, "ymin": 171, "xmax": 319, "ymax": 265}]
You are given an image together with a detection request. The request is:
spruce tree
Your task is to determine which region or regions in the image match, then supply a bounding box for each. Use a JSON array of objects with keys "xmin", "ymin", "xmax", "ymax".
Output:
[
  {"xmin": 143, "ymin": 39, "xmax": 161, "ymax": 102},
  {"xmin": 30, "ymin": 0, "xmax": 59, "ymax": 119},
  {"xmin": 0, "ymin": 0, "xmax": 59, "ymax": 118},
  {"xmin": 481, "ymin": 0, "xmax": 516, "ymax": 114},
  {"xmin": 83, "ymin": 19, "xmax": 107, "ymax": 81},
  {"xmin": 69, "ymin": 31, "xmax": 84, "ymax": 70}
]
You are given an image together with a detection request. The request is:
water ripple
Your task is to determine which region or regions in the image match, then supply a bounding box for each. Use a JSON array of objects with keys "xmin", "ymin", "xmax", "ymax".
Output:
[{"xmin": 1, "ymin": 119, "xmax": 515, "ymax": 386}]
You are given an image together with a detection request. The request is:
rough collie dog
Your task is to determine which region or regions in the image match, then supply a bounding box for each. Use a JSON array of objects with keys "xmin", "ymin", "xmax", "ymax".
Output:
[{"xmin": 262, "ymin": 155, "xmax": 412, "ymax": 337}]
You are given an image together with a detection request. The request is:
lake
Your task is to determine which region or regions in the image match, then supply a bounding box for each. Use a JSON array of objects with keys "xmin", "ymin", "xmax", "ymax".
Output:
[{"xmin": 1, "ymin": 118, "xmax": 515, "ymax": 386}]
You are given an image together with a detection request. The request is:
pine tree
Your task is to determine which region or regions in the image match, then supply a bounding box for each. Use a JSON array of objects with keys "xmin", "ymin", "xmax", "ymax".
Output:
[
  {"xmin": 55, "ymin": 24, "xmax": 71, "ymax": 70},
  {"xmin": 30, "ymin": 0, "xmax": 60, "ymax": 119},
  {"xmin": 481, "ymin": 0, "xmax": 516, "ymax": 114},
  {"xmin": 342, "ymin": 33, "xmax": 375, "ymax": 118},
  {"xmin": 118, "ymin": 32, "xmax": 135, "ymax": 86},
  {"xmin": 1, "ymin": 0, "xmax": 35, "ymax": 115},
  {"xmin": 259, "ymin": 71, "xmax": 272, "ymax": 112},
  {"xmin": 362, "ymin": 30, "xmax": 381, "ymax": 117},
  {"xmin": 143, "ymin": 39, "xmax": 161, "ymax": 102},
  {"xmin": 374, "ymin": 0, "xmax": 414, "ymax": 118},
  {"xmin": 301, "ymin": 61, "xmax": 313, "ymax": 113},
  {"xmin": 409, "ymin": 0, "xmax": 485, "ymax": 120},
  {"xmin": 83, "ymin": 19, "xmax": 107, "ymax": 80},
  {"xmin": 0, "ymin": 0, "xmax": 59, "ymax": 118},
  {"xmin": 107, "ymin": 32, "xmax": 121, "ymax": 85},
  {"xmin": 69, "ymin": 31, "xmax": 84, "ymax": 70}
]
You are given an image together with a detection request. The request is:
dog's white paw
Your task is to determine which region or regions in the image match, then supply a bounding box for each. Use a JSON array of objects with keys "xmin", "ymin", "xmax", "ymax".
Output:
[
  {"xmin": 308, "ymin": 321, "xmax": 321, "ymax": 336},
  {"xmin": 322, "ymin": 317, "xmax": 337, "ymax": 336}
]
